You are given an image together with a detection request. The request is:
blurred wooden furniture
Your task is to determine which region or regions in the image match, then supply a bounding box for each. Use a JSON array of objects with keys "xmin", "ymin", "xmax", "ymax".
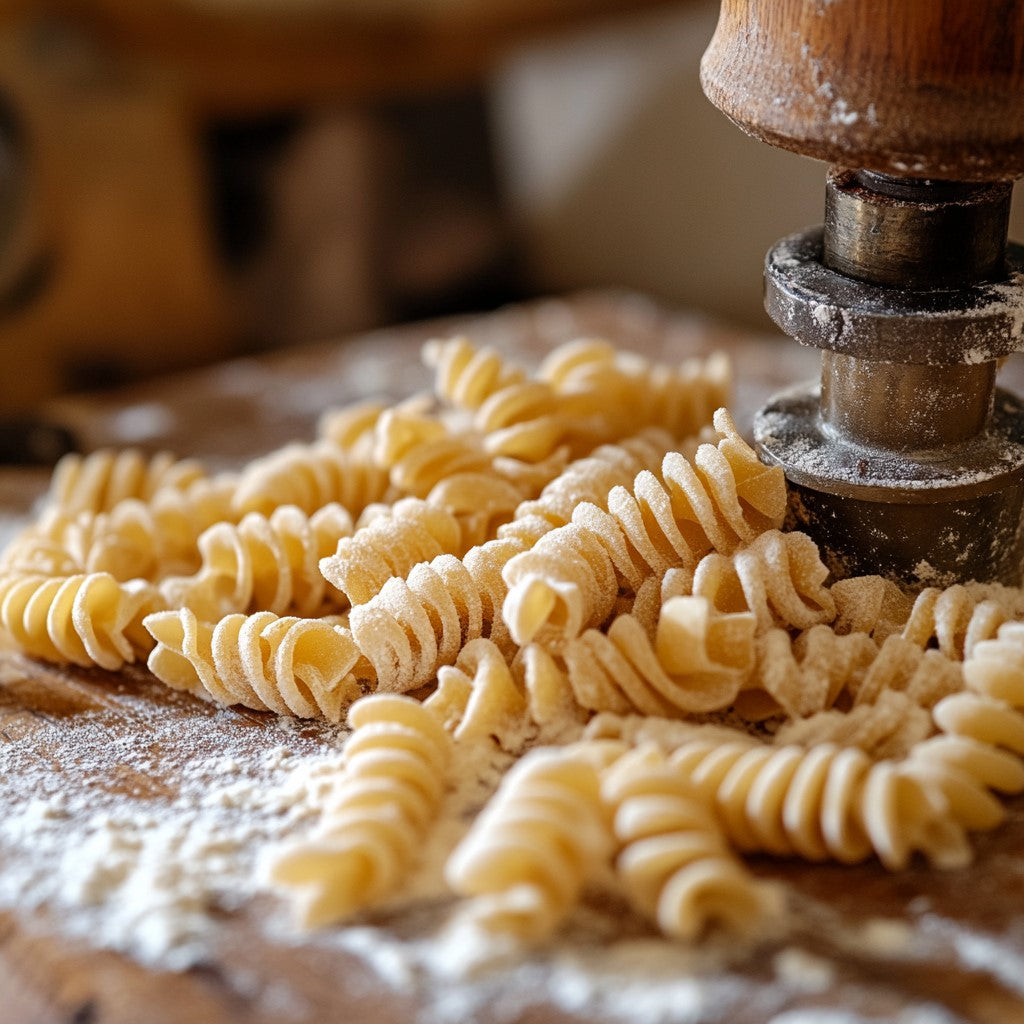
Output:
[
  {"xmin": 2, "ymin": 292, "xmax": 1024, "ymax": 1022},
  {"xmin": 0, "ymin": 0, "xmax": 682, "ymax": 413}
]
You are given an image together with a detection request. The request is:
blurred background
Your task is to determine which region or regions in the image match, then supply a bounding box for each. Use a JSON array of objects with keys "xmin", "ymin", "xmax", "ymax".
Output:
[{"xmin": 2, "ymin": 0, "xmax": 1023, "ymax": 420}]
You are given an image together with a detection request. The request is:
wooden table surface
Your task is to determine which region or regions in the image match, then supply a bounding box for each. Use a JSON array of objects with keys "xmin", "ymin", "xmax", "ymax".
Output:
[{"xmin": 3, "ymin": 292, "xmax": 1024, "ymax": 1024}]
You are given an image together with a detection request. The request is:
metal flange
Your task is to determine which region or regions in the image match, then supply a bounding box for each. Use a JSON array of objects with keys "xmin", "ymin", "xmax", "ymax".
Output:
[{"xmin": 764, "ymin": 228, "xmax": 1024, "ymax": 365}]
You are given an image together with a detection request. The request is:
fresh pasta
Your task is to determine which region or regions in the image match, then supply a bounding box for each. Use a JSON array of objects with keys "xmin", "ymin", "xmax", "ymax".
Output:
[
  {"xmin": 601, "ymin": 744, "xmax": 780, "ymax": 940},
  {"xmin": 269, "ymin": 694, "xmax": 453, "ymax": 925},
  {"xmin": 9, "ymin": 326, "xmax": 1024, "ymax": 958}
]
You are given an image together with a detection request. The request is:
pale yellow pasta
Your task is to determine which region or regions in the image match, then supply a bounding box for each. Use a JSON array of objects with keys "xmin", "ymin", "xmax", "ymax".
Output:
[
  {"xmin": 424, "ymin": 336, "xmax": 526, "ymax": 412},
  {"xmin": 900, "ymin": 583, "xmax": 1024, "ymax": 661},
  {"xmin": 540, "ymin": 340, "xmax": 733, "ymax": 445},
  {"xmin": 737, "ymin": 626, "xmax": 879, "ymax": 720},
  {"xmin": 372, "ymin": 408, "xmax": 494, "ymax": 499},
  {"xmin": 830, "ymin": 575, "xmax": 913, "ymax": 642},
  {"xmin": 445, "ymin": 742, "xmax": 624, "ymax": 941},
  {"xmin": 902, "ymin": 623, "xmax": 1024, "ymax": 833},
  {"xmin": 601, "ymin": 744, "xmax": 780, "ymax": 940},
  {"xmin": 773, "ymin": 688, "xmax": 933, "ymax": 761},
  {"xmin": 518, "ymin": 598, "xmax": 755, "ymax": 719},
  {"xmin": 316, "ymin": 399, "xmax": 390, "ymax": 451},
  {"xmin": 689, "ymin": 530, "xmax": 835, "ymax": 635},
  {"xmin": 670, "ymin": 739, "xmax": 970, "ymax": 870},
  {"xmin": 501, "ymin": 410, "xmax": 786, "ymax": 646},
  {"xmin": 232, "ymin": 440, "xmax": 391, "ymax": 517},
  {"xmin": 3, "ymin": 474, "xmax": 239, "ymax": 583},
  {"xmin": 425, "ymin": 637, "xmax": 529, "ymax": 747},
  {"xmin": 347, "ymin": 554, "xmax": 485, "ymax": 692},
  {"xmin": 165, "ymin": 503, "xmax": 352, "ymax": 619},
  {"xmin": 269, "ymin": 694, "xmax": 453, "ymax": 925},
  {"xmin": 144, "ymin": 607, "xmax": 363, "ymax": 721},
  {"xmin": 44, "ymin": 448, "xmax": 206, "ymax": 516},
  {"xmin": 849, "ymin": 634, "xmax": 963, "ymax": 710},
  {"xmin": 0, "ymin": 571, "xmax": 162, "ymax": 669},
  {"xmin": 319, "ymin": 498, "xmax": 464, "ymax": 606},
  {"xmin": 425, "ymin": 473, "xmax": 528, "ymax": 548}
]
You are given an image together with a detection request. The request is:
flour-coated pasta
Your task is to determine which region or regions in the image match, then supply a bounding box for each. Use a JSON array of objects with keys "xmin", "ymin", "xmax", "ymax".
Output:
[
  {"xmin": 319, "ymin": 497, "xmax": 464, "ymax": 606},
  {"xmin": 519, "ymin": 599, "xmax": 755, "ymax": 720},
  {"xmin": 902, "ymin": 623, "xmax": 1024, "ymax": 833},
  {"xmin": 167, "ymin": 503, "xmax": 352, "ymax": 619},
  {"xmin": 773, "ymin": 688, "xmax": 933, "ymax": 761},
  {"xmin": 269, "ymin": 694, "xmax": 453, "ymax": 925},
  {"xmin": 233, "ymin": 440, "xmax": 391, "ymax": 517},
  {"xmin": 670, "ymin": 739, "xmax": 970, "ymax": 870},
  {"xmin": 501, "ymin": 410, "xmax": 786, "ymax": 646},
  {"xmin": 690, "ymin": 530, "xmax": 835, "ymax": 636},
  {"xmin": 601, "ymin": 744, "xmax": 780, "ymax": 940},
  {"xmin": 425, "ymin": 637, "xmax": 529, "ymax": 748},
  {"xmin": 0, "ymin": 571, "xmax": 161, "ymax": 669},
  {"xmin": 144, "ymin": 607, "xmax": 363, "ymax": 720},
  {"xmin": 737, "ymin": 626, "xmax": 879, "ymax": 721},
  {"xmin": 849, "ymin": 634, "xmax": 963, "ymax": 710},
  {"xmin": 44, "ymin": 448, "xmax": 206, "ymax": 517},
  {"xmin": 900, "ymin": 583, "xmax": 1024, "ymax": 661},
  {"xmin": 424, "ymin": 336, "xmax": 526, "ymax": 411},
  {"xmin": 445, "ymin": 742, "xmax": 623, "ymax": 941},
  {"xmin": 830, "ymin": 575, "xmax": 913, "ymax": 642}
]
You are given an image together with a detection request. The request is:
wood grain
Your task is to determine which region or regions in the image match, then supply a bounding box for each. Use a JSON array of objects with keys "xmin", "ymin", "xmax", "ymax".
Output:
[
  {"xmin": 701, "ymin": 0, "xmax": 1024, "ymax": 179},
  {"xmin": 2, "ymin": 293, "xmax": 1024, "ymax": 1022}
]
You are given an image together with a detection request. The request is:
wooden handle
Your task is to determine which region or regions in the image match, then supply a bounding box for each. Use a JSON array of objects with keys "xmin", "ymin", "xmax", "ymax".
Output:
[{"xmin": 701, "ymin": 0, "xmax": 1024, "ymax": 180}]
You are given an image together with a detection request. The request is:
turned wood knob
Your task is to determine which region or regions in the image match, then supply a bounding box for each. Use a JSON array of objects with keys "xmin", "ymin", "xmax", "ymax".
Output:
[{"xmin": 701, "ymin": 0, "xmax": 1024, "ymax": 180}]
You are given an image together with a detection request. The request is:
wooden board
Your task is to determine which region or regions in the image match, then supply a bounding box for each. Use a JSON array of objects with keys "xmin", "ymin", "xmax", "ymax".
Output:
[{"xmin": 3, "ymin": 292, "xmax": 1024, "ymax": 1023}]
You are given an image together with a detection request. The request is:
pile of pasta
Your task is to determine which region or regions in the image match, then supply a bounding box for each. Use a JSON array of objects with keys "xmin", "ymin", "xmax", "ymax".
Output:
[{"xmin": 5, "ymin": 334, "xmax": 1024, "ymax": 947}]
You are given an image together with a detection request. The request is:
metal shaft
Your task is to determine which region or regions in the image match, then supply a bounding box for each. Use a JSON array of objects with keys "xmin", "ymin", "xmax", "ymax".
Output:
[{"xmin": 755, "ymin": 170, "xmax": 1024, "ymax": 587}]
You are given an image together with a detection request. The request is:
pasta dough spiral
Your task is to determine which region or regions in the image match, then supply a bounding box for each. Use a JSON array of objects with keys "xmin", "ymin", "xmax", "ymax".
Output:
[
  {"xmin": 501, "ymin": 409, "xmax": 786, "ymax": 646},
  {"xmin": 525, "ymin": 598, "xmax": 756, "ymax": 719},
  {"xmin": 166, "ymin": 503, "xmax": 353, "ymax": 619},
  {"xmin": 269, "ymin": 694, "xmax": 453, "ymax": 925},
  {"xmin": 904, "ymin": 624, "xmax": 1024, "ymax": 833},
  {"xmin": 445, "ymin": 742, "xmax": 623, "ymax": 941},
  {"xmin": 144, "ymin": 607, "xmax": 363, "ymax": 720},
  {"xmin": 0, "ymin": 571, "xmax": 161, "ymax": 669},
  {"xmin": 670, "ymin": 739, "xmax": 971, "ymax": 870},
  {"xmin": 601, "ymin": 744, "xmax": 780, "ymax": 940},
  {"xmin": 900, "ymin": 583, "xmax": 1024, "ymax": 660},
  {"xmin": 319, "ymin": 498, "xmax": 464, "ymax": 606},
  {"xmin": 45, "ymin": 448, "xmax": 206, "ymax": 516},
  {"xmin": 232, "ymin": 440, "xmax": 391, "ymax": 518}
]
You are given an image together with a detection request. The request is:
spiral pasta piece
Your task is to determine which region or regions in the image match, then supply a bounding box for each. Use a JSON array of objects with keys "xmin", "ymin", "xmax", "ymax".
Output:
[
  {"xmin": 316, "ymin": 399, "xmax": 390, "ymax": 451},
  {"xmin": 144, "ymin": 607, "xmax": 363, "ymax": 720},
  {"xmin": 424, "ymin": 336, "xmax": 526, "ymax": 411},
  {"xmin": 501, "ymin": 409, "xmax": 786, "ymax": 645},
  {"xmin": 4, "ymin": 474, "xmax": 239, "ymax": 583},
  {"xmin": 372, "ymin": 408, "xmax": 495, "ymax": 499},
  {"xmin": 168, "ymin": 503, "xmax": 353, "ymax": 619},
  {"xmin": 670, "ymin": 739, "xmax": 971, "ymax": 870},
  {"xmin": 347, "ymin": 554, "xmax": 486, "ymax": 692},
  {"xmin": 319, "ymin": 498, "xmax": 464, "ymax": 606},
  {"xmin": 831, "ymin": 575, "xmax": 913, "ymax": 643},
  {"xmin": 521, "ymin": 598, "xmax": 755, "ymax": 720},
  {"xmin": 424, "ymin": 637, "xmax": 528, "ymax": 747},
  {"xmin": 903, "ymin": 624, "xmax": 1024, "ymax": 833},
  {"xmin": 0, "ymin": 571, "xmax": 162, "ymax": 669},
  {"xmin": 601, "ymin": 745, "xmax": 779, "ymax": 940},
  {"xmin": 540, "ymin": 340, "xmax": 732, "ymax": 444},
  {"xmin": 849, "ymin": 634, "xmax": 963, "ymax": 710},
  {"xmin": 269, "ymin": 694, "xmax": 453, "ymax": 925},
  {"xmin": 445, "ymin": 742, "xmax": 622, "ymax": 941},
  {"xmin": 691, "ymin": 530, "xmax": 835, "ymax": 636},
  {"xmin": 232, "ymin": 440, "xmax": 391, "ymax": 518},
  {"xmin": 737, "ymin": 626, "xmax": 880, "ymax": 721},
  {"xmin": 44, "ymin": 448, "xmax": 206, "ymax": 516},
  {"xmin": 900, "ymin": 583, "xmax": 1024, "ymax": 661}
]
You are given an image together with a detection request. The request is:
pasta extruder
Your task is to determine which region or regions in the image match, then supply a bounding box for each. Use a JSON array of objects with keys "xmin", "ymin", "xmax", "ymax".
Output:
[{"xmin": 701, "ymin": 0, "xmax": 1024, "ymax": 587}]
